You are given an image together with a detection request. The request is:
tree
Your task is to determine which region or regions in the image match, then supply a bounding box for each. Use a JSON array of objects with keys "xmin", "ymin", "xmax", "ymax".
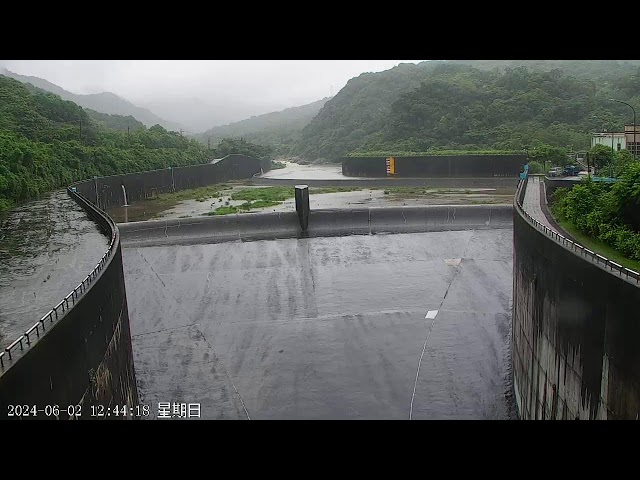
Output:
[
  {"xmin": 608, "ymin": 161, "xmax": 640, "ymax": 231},
  {"xmin": 529, "ymin": 144, "xmax": 569, "ymax": 168},
  {"xmin": 215, "ymin": 138, "xmax": 272, "ymax": 159},
  {"xmin": 527, "ymin": 160, "xmax": 545, "ymax": 174},
  {"xmin": 0, "ymin": 76, "xmax": 212, "ymax": 211},
  {"xmin": 613, "ymin": 149, "xmax": 636, "ymax": 177},
  {"xmin": 149, "ymin": 124, "xmax": 167, "ymax": 134},
  {"xmin": 589, "ymin": 144, "xmax": 616, "ymax": 175}
]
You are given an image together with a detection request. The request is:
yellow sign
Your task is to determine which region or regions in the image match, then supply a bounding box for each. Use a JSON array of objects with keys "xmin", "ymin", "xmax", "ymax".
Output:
[{"xmin": 386, "ymin": 156, "xmax": 396, "ymax": 175}]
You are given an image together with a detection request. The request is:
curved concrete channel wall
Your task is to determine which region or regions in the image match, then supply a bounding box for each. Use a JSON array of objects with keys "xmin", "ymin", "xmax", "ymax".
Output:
[
  {"xmin": 0, "ymin": 155, "xmax": 267, "ymax": 419},
  {"xmin": 119, "ymin": 204, "xmax": 514, "ymax": 248},
  {"xmin": 0, "ymin": 189, "xmax": 138, "ymax": 419},
  {"xmin": 73, "ymin": 154, "xmax": 270, "ymax": 210},
  {"xmin": 513, "ymin": 178, "xmax": 640, "ymax": 419}
]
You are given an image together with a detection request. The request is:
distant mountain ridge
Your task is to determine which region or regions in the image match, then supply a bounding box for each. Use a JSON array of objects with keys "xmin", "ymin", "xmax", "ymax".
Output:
[
  {"xmin": 0, "ymin": 68, "xmax": 183, "ymax": 132},
  {"xmin": 296, "ymin": 60, "xmax": 640, "ymax": 161},
  {"xmin": 195, "ymin": 97, "xmax": 331, "ymax": 156},
  {"xmin": 447, "ymin": 60, "xmax": 640, "ymax": 78}
]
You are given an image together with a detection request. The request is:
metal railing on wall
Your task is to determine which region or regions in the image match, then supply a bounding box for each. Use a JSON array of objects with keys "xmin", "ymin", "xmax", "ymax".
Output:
[
  {"xmin": 514, "ymin": 176, "xmax": 640, "ymax": 285},
  {"xmin": 0, "ymin": 188, "xmax": 119, "ymax": 369}
]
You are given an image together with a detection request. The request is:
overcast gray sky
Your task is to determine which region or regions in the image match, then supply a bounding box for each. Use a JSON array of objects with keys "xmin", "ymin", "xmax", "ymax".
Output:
[
  {"xmin": 0, "ymin": 60, "xmax": 423, "ymax": 103},
  {"xmin": 0, "ymin": 60, "xmax": 426, "ymax": 131}
]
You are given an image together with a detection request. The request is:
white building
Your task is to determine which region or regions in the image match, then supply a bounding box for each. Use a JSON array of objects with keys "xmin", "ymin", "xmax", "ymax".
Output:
[
  {"xmin": 591, "ymin": 131, "xmax": 626, "ymax": 151},
  {"xmin": 591, "ymin": 124, "xmax": 640, "ymax": 154}
]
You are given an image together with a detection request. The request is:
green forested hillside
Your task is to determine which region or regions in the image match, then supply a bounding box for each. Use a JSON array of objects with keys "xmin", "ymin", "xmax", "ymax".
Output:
[
  {"xmin": 1, "ymin": 68, "xmax": 182, "ymax": 131},
  {"xmin": 0, "ymin": 75, "xmax": 264, "ymax": 212},
  {"xmin": 84, "ymin": 109, "xmax": 146, "ymax": 133},
  {"xmin": 196, "ymin": 97, "xmax": 330, "ymax": 156},
  {"xmin": 448, "ymin": 60, "xmax": 640, "ymax": 79},
  {"xmin": 297, "ymin": 62, "xmax": 446, "ymax": 160},
  {"xmin": 296, "ymin": 61, "xmax": 640, "ymax": 161}
]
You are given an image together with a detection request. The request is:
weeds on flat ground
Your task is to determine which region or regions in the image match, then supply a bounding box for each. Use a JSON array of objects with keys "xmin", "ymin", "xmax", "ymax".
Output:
[{"xmin": 230, "ymin": 187, "xmax": 295, "ymax": 203}]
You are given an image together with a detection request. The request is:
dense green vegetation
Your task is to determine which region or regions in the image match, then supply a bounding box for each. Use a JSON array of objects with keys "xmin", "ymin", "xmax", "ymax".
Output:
[
  {"xmin": 550, "ymin": 162, "xmax": 640, "ymax": 262},
  {"xmin": 297, "ymin": 62, "xmax": 444, "ymax": 160},
  {"xmin": 448, "ymin": 60, "xmax": 640, "ymax": 80},
  {"xmin": 214, "ymin": 137, "xmax": 272, "ymax": 159},
  {"xmin": 554, "ymin": 217, "xmax": 640, "ymax": 272},
  {"xmin": 587, "ymin": 144, "xmax": 636, "ymax": 176},
  {"xmin": 526, "ymin": 161, "xmax": 546, "ymax": 174},
  {"xmin": 0, "ymin": 75, "xmax": 270, "ymax": 212},
  {"xmin": 196, "ymin": 60, "xmax": 638, "ymax": 163},
  {"xmin": 296, "ymin": 61, "xmax": 640, "ymax": 161},
  {"xmin": 84, "ymin": 109, "xmax": 146, "ymax": 133},
  {"xmin": 229, "ymin": 186, "xmax": 294, "ymax": 203},
  {"xmin": 1, "ymin": 68, "xmax": 181, "ymax": 130},
  {"xmin": 528, "ymin": 144, "xmax": 571, "ymax": 168},
  {"xmin": 196, "ymin": 98, "xmax": 329, "ymax": 156}
]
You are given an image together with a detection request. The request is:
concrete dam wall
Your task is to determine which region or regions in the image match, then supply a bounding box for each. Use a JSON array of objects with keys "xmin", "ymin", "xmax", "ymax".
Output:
[
  {"xmin": 251, "ymin": 177, "xmax": 519, "ymax": 189},
  {"xmin": 512, "ymin": 179, "xmax": 640, "ymax": 419},
  {"xmin": 118, "ymin": 204, "xmax": 514, "ymax": 248},
  {"xmin": 0, "ymin": 189, "xmax": 138, "ymax": 419},
  {"xmin": 8, "ymin": 149, "xmax": 640, "ymax": 420},
  {"xmin": 73, "ymin": 154, "xmax": 269, "ymax": 210},
  {"xmin": 342, "ymin": 154, "xmax": 527, "ymax": 178}
]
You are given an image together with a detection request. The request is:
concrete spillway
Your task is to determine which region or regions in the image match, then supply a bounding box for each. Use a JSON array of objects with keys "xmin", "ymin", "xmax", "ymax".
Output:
[{"xmin": 123, "ymin": 228, "xmax": 516, "ymax": 420}]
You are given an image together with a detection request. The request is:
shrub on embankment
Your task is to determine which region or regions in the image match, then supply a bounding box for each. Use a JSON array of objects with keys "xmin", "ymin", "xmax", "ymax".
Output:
[{"xmin": 551, "ymin": 162, "xmax": 640, "ymax": 260}]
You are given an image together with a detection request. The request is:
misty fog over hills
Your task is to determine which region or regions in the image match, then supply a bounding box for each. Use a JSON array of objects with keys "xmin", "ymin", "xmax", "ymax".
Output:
[
  {"xmin": 5, "ymin": 59, "xmax": 640, "ymax": 162},
  {"xmin": 138, "ymin": 97, "xmax": 295, "ymax": 134},
  {"xmin": 195, "ymin": 97, "xmax": 330, "ymax": 155},
  {"xmin": 0, "ymin": 67, "xmax": 326, "ymax": 134},
  {"xmin": 0, "ymin": 68, "xmax": 184, "ymax": 132}
]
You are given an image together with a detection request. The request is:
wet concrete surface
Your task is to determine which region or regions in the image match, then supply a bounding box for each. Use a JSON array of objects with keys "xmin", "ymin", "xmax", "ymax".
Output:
[
  {"xmin": 522, "ymin": 176, "xmax": 555, "ymax": 231},
  {"xmin": 0, "ymin": 190, "xmax": 109, "ymax": 346},
  {"xmin": 123, "ymin": 229, "xmax": 516, "ymax": 419}
]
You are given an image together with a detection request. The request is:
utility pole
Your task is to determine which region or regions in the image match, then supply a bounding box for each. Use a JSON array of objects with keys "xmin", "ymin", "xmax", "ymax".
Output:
[
  {"xmin": 127, "ymin": 125, "xmax": 130, "ymax": 143},
  {"xmin": 78, "ymin": 107, "xmax": 83, "ymax": 144},
  {"xmin": 208, "ymin": 138, "xmax": 211, "ymax": 150},
  {"xmin": 180, "ymin": 129, "xmax": 183, "ymax": 138}
]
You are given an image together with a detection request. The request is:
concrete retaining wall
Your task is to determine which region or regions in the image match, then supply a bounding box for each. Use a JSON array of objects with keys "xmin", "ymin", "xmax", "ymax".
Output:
[
  {"xmin": 544, "ymin": 177, "xmax": 582, "ymax": 202},
  {"xmin": 512, "ymin": 182, "xmax": 640, "ymax": 419},
  {"xmin": 0, "ymin": 191, "xmax": 138, "ymax": 419},
  {"xmin": 342, "ymin": 155, "xmax": 527, "ymax": 178},
  {"xmin": 73, "ymin": 154, "xmax": 267, "ymax": 210},
  {"xmin": 251, "ymin": 177, "xmax": 520, "ymax": 189},
  {"xmin": 119, "ymin": 204, "xmax": 513, "ymax": 248}
]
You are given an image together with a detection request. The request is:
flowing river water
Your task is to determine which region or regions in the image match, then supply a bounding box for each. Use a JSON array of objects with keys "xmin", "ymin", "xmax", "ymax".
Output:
[{"xmin": 0, "ymin": 190, "xmax": 108, "ymax": 346}]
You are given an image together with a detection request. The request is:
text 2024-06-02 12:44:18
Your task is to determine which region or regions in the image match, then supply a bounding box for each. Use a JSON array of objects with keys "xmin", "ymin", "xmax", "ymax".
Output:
[{"xmin": 6, "ymin": 403, "xmax": 201, "ymax": 418}]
